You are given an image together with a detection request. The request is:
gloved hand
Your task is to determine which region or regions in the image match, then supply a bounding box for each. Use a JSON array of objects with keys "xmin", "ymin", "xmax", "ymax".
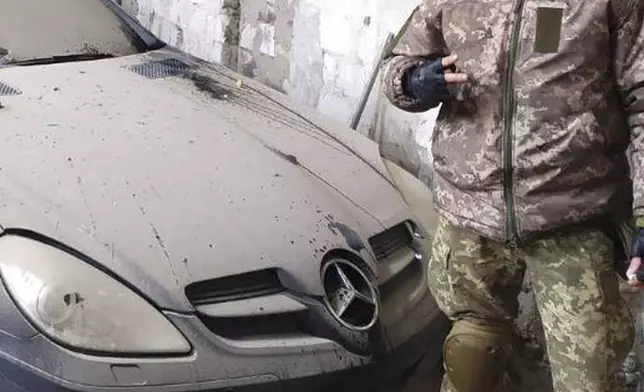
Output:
[
  {"xmin": 627, "ymin": 219, "xmax": 644, "ymax": 287},
  {"xmin": 402, "ymin": 54, "xmax": 468, "ymax": 108}
]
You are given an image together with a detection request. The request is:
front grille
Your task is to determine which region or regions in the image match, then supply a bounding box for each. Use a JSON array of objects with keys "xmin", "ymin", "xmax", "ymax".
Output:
[
  {"xmin": 185, "ymin": 268, "xmax": 283, "ymax": 306},
  {"xmin": 199, "ymin": 312, "xmax": 307, "ymax": 340},
  {"xmin": 368, "ymin": 222, "xmax": 414, "ymax": 261},
  {"xmin": 189, "ymin": 269, "xmax": 377, "ymax": 354},
  {"xmin": 379, "ymin": 259, "xmax": 422, "ymax": 300}
]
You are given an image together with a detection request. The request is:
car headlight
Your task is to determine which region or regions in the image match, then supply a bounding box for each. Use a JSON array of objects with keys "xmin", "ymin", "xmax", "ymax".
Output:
[{"xmin": 0, "ymin": 235, "xmax": 191, "ymax": 355}]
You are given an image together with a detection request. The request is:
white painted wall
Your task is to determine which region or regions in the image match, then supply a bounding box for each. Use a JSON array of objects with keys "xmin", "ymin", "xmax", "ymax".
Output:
[{"xmin": 134, "ymin": 0, "xmax": 226, "ymax": 64}]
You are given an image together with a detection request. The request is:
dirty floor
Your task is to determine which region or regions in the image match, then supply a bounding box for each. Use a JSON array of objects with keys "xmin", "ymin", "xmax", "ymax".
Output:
[
  {"xmin": 380, "ymin": 342, "xmax": 636, "ymax": 392},
  {"xmin": 383, "ymin": 349, "xmax": 444, "ymax": 392},
  {"xmin": 381, "ymin": 345, "xmax": 552, "ymax": 392}
]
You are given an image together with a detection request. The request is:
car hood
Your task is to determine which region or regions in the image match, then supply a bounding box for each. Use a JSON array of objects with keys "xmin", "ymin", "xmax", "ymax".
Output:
[{"xmin": 0, "ymin": 48, "xmax": 412, "ymax": 311}]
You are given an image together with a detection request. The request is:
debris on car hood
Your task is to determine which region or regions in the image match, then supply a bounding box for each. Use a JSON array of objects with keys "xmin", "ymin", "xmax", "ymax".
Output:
[{"xmin": 0, "ymin": 49, "xmax": 413, "ymax": 311}]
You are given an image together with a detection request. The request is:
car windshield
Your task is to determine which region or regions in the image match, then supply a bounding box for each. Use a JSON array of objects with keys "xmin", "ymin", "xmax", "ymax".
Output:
[{"xmin": 0, "ymin": 0, "xmax": 143, "ymax": 64}]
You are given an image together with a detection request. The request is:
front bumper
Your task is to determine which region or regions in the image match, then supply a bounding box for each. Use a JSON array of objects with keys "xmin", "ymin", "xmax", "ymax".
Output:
[
  {"xmin": 0, "ymin": 218, "xmax": 447, "ymax": 392},
  {"xmin": 0, "ymin": 293, "xmax": 447, "ymax": 392}
]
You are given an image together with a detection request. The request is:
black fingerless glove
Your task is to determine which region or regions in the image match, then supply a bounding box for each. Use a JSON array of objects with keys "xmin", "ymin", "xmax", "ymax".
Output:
[{"xmin": 402, "ymin": 59, "xmax": 452, "ymax": 108}]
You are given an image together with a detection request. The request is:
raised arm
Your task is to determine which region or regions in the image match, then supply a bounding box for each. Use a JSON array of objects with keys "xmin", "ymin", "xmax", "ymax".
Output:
[{"xmin": 381, "ymin": 1, "xmax": 452, "ymax": 113}]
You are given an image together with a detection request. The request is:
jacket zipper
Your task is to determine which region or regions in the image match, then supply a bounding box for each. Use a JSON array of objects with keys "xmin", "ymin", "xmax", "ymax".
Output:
[{"xmin": 503, "ymin": 0, "xmax": 526, "ymax": 247}]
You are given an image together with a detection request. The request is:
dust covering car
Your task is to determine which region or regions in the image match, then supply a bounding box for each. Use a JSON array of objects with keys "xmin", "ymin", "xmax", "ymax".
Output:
[{"xmin": 0, "ymin": 0, "xmax": 448, "ymax": 391}]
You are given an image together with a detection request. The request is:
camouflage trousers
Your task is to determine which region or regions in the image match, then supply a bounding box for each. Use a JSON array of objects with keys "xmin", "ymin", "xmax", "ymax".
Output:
[{"xmin": 428, "ymin": 216, "xmax": 636, "ymax": 392}]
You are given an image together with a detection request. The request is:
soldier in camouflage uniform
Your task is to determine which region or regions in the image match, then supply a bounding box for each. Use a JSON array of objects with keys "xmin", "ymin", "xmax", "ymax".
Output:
[{"xmin": 381, "ymin": 1, "xmax": 644, "ymax": 391}]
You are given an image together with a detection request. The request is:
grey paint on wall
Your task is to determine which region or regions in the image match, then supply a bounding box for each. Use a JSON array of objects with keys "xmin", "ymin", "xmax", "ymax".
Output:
[
  {"xmin": 238, "ymin": 0, "xmax": 295, "ymax": 93},
  {"xmin": 287, "ymin": 1, "xmax": 324, "ymax": 108}
]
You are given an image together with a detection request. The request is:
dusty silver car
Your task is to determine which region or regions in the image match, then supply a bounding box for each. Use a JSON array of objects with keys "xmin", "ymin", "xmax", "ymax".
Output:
[{"xmin": 0, "ymin": 1, "xmax": 448, "ymax": 391}]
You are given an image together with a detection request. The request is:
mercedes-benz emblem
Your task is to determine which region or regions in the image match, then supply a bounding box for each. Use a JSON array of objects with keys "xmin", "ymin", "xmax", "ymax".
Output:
[{"xmin": 321, "ymin": 259, "xmax": 379, "ymax": 331}]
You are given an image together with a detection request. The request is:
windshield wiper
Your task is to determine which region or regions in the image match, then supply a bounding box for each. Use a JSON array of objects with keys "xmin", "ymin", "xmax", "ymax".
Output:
[{"xmin": 7, "ymin": 53, "xmax": 114, "ymax": 66}]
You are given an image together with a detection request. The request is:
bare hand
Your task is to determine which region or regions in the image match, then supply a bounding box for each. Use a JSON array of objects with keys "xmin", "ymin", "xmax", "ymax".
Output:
[
  {"xmin": 441, "ymin": 55, "xmax": 469, "ymax": 84},
  {"xmin": 626, "ymin": 257, "xmax": 644, "ymax": 289}
]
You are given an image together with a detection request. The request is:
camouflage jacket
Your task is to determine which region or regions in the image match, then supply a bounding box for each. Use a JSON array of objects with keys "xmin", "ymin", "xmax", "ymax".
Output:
[{"xmin": 382, "ymin": 0, "xmax": 644, "ymax": 244}]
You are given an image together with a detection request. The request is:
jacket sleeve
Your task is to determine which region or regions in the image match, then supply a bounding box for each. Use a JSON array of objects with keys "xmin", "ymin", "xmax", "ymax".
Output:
[
  {"xmin": 615, "ymin": 3, "xmax": 644, "ymax": 218},
  {"xmin": 381, "ymin": 1, "xmax": 449, "ymax": 113}
]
